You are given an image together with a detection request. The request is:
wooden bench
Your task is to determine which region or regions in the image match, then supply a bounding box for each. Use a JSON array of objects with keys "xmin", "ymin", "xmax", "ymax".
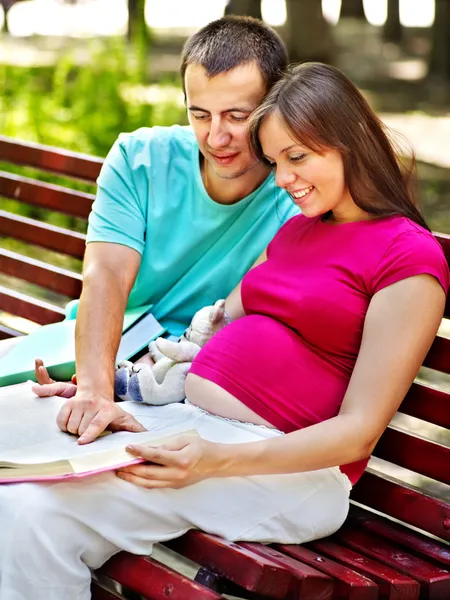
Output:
[{"xmin": 1, "ymin": 135, "xmax": 449, "ymax": 600}]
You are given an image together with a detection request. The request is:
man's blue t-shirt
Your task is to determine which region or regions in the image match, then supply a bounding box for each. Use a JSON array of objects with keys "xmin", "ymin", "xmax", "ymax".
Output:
[{"xmin": 86, "ymin": 125, "xmax": 299, "ymax": 336}]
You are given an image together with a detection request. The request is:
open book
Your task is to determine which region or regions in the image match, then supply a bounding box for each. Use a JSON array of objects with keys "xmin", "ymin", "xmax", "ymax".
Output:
[{"xmin": 0, "ymin": 383, "xmax": 198, "ymax": 483}]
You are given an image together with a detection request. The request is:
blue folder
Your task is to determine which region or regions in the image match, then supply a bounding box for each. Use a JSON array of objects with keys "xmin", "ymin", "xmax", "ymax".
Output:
[{"xmin": 0, "ymin": 305, "xmax": 165, "ymax": 387}]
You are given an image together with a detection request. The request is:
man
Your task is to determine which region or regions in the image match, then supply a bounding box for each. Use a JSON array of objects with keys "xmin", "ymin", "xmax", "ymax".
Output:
[{"xmin": 34, "ymin": 16, "xmax": 298, "ymax": 444}]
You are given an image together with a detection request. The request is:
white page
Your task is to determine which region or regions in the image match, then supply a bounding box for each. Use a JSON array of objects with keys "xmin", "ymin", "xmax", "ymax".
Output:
[{"xmin": 0, "ymin": 383, "xmax": 194, "ymax": 466}]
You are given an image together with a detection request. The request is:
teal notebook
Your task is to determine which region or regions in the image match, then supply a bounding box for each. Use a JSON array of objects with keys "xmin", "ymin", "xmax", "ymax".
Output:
[{"xmin": 0, "ymin": 305, "xmax": 166, "ymax": 387}]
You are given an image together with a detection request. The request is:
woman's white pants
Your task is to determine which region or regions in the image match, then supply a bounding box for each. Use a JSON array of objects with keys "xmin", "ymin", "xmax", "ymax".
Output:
[{"xmin": 0, "ymin": 401, "xmax": 351, "ymax": 600}]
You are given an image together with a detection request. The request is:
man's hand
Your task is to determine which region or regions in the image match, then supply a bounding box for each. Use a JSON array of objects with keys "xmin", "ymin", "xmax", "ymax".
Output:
[
  {"xmin": 32, "ymin": 359, "xmax": 146, "ymax": 444},
  {"xmin": 56, "ymin": 391, "xmax": 147, "ymax": 444},
  {"xmin": 116, "ymin": 435, "xmax": 225, "ymax": 489}
]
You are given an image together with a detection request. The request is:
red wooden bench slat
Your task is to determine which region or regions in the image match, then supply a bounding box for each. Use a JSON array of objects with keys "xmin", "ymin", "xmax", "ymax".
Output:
[
  {"xmin": 423, "ymin": 335, "xmax": 450, "ymax": 374},
  {"xmin": 275, "ymin": 543, "xmax": 379, "ymax": 600},
  {"xmin": 348, "ymin": 506, "xmax": 450, "ymax": 568},
  {"xmin": 164, "ymin": 531, "xmax": 292, "ymax": 598},
  {"xmin": 308, "ymin": 538, "xmax": 420, "ymax": 600},
  {"xmin": 372, "ymin": 426, "xmax": 450, "ymax": 484},
  {"xmin": 0, "ymin": 135, "xmax": 103, "ymax": 182},
  {"xmin": 435, "ymin": 232, "xmax": 450, "ymax": 263},
  {"xmin": 99, "ymin": 551, "xmax": 225, "ymax": 600},
  {"xmin": 0, "ymin": 285, "xmax": 65, "ymax": 325},
  {"xmin": 434, "ymin": 233, "xmax": 450, "ymax": 318},
  {"xmin": 350, "ymin": 471, "xmax": 450, "ymax": 541},
  {"xmin": 0, "ymin": 248, "xmax": 82, "ymax": 298},
  {"xmin": 0, "ymin": 171, "xmax": 94, "ymax": 219},
  {"xmin": 0, "ymin": 210, "xmax": 86, "ymax": 259},
  {"xmin": 400, "ymin": 381, "xmax": 450, "ymax": 428},
  {"xmin": 241, "ymin": 542, "xmax": 334, "ymax": 600},
  {"xmin": 335, "ymin": 525, "xmax": 450, "ymax": 597},
  {"xmin": 0, "ymin": 324, "xmax": 24, "ymax": 340}
]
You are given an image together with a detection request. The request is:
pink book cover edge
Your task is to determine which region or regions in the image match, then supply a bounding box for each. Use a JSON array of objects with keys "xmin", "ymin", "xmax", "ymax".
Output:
[{"xmin": 0, "ymin": 457, "xmax": 146, "ymax": 484}]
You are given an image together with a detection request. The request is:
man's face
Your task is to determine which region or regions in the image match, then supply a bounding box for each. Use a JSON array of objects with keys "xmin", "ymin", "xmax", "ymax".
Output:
[{"xmin": 185, "ymin": 62, "xmax": 268, "ymax": 182}]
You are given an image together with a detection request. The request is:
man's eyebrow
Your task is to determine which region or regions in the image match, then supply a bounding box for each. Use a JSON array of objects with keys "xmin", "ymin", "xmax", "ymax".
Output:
[
  {"xmin": 188, "ymin": 105, "xmax": 209, "ymax": 112},
  {"xmin": 187, "ymin": 106, "xmax": 252, "ymax": 113}
]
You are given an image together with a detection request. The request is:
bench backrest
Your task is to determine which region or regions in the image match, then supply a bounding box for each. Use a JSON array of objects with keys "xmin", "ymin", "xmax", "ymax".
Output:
[
  {"xmin": 0, "ymin": 136, "xmax": 449, "ymax": 543},
  {"xmin": 0, "ymin": 135, "xmax": 103, "ymax": 337}
]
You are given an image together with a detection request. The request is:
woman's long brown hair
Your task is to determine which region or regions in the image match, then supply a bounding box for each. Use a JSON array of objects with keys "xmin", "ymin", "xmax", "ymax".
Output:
[{"xmin": 249, "ymin": 62, "xmax": 429, "ymax": 230}]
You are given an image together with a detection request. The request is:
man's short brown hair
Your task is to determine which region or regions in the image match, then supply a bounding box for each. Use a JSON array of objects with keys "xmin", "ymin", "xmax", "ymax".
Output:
[{"xmin": 180, "ymin": 16, "xmax": 288, "ymax": 95}]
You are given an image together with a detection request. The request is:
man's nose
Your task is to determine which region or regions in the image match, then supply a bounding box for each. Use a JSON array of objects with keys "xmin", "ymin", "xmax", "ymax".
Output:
[
  {"xmin": 208, "ymin": 118, "xmax": 232, "ymax": 148},
  {"xmin": 275, "ymin": 167, "xmax": 296, "ymax": 190}
]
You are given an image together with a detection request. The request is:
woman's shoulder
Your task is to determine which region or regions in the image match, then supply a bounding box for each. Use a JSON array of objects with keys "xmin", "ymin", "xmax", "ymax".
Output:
[{"xmin": 371, "ymin": 216, "xmax": 449, "ymax": 294}]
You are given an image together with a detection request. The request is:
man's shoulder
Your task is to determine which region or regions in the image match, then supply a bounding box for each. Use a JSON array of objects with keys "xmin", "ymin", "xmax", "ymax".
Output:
[{"xmin": 117, "ymin": 125, "xmax": 196, "ymax": 155}]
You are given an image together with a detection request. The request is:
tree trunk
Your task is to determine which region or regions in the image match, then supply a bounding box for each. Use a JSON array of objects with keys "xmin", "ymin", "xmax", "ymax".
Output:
[
  {"xmin": 127, "ymin": 0, "xmax": 148, "ymax": 45},
  {"xmin": 383, "ymin": 0, "xmax": 402, "ymax": 44},
  {"xmin": 429, "ymin": 0, "xmax": 450, "ymax": 81},
  {"xmin": 340, "ymin": 0, "xmax": 365, "ymax": 20},
  {"xmin": 224, "ymin": 0, "xmax": 262, "ymax": 20},
  {"xmin": 283, "ymin": 0, "xmax": 334, "ymax": 63}
]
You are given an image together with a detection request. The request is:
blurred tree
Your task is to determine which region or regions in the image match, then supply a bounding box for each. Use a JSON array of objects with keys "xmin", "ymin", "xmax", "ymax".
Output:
[
  {"xmin": 340, "ymin": 0, "xmax": 365, "ymax": 19},
  {"xmin": 224, "ymin": 0, "xmax": 262, "ymax": 19},
  {"xmin": 383, "ymin": 0, "xmax": 402, "ymax": 44},
  {"xmin": 0, "ymin": 0, "xmax": 25, "ymax": 34},
  {"xmin": 127, "ymin": 0, "xmax": 149, "ymax": 45},
  {"xmin": 283, "ymin": 0, "xmax": 334, "ymax": 62},
  {"xmin": 429, "ymin": 0, "xmax": 450, "ymax": 82}
]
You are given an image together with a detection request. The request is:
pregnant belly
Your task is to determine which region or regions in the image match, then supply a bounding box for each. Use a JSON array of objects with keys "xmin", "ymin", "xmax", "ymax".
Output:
[{"xmin": 185, "ymin": 373, "xmax": 277, "ymax": 428}]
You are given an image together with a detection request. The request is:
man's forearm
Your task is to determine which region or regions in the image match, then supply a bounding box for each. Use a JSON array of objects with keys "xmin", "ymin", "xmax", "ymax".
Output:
[{"xmin": 75, "ymin": 267, "xmax": 129, "ymax": 399}]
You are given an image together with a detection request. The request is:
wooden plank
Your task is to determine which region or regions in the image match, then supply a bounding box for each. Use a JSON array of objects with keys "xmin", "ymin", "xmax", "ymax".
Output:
[
  {"xmin": 0, "ymin": 248, "xmax": 82, "ymax": 298},
  {"xmin": 241, "ymin": 542, "xmax": 334, "ymax": 600},
  {"xmin": 350, "ymin": 471, "xmax": 450, "ymax": 541},
  {"xmin": 308, "ymin": 539, "xmax": 419, "ymax": 600},
  {"xmin": 400, "ymin": 382, "xmax": 450, "ymax": 429},
  {"xmin": 164, "ymin": 531, "xmax": 292, "ymax": 598},
  {"xmin": 99, "ymin": 551, "xmax": 225, "ymax": 600},
  {"xmin": 0, "ymin": 171, "xmax": 94, "ymax": 218},
  {"xmin": 336, "ymin": 525, "xmax": 450, "ymax": 598},
  {"xmin": 0, "ymin": 135, "xmax": 103, "ymax": 182},
  {"xmin": 433, "ymin": 233, "xmax": 449, "ymax": 318},
  {"xmin": 0, "ymin": 324, "xmax": 24, "ymax": 340},
  {"xmin": 275, "ymin": 543, "xmax": 378, "ymax": 600},
  {"xmin": 372, "ymin": 426, "xmax": 450, "ymax": 484},
  {"xmin": 0, "ymin": 210, "xmax": 86, "ymax": 258},
  {"xmin": 423, "ymin": 335, "xmax": 450, "ymax": 374},
  {"xmin": 348, "ymin": 505, "xmax": 450, "ymax": 568},
  {"xmin": 435, "ymin": 232, "xmax": 450, "ymax": 264},
  {"xmin": 0, "ymin": 285, "xmax": 65, "ymax": 325}
]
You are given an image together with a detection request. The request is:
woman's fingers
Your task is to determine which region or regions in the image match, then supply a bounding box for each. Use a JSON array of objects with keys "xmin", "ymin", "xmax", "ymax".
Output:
[
  {"xmin": 34, "ymin": 359, "xmax": 55, "ymax": 384},
  {"xmin": 32, "ymin": 381, "xmax": 78, "ymax": 398}
]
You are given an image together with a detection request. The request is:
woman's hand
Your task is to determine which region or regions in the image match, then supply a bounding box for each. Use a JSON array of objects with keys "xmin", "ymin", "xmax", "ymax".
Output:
[
  {"xmin": 116, "ymin": 435, "xmax": 226, "ymax": 489},
  {"xmin": 32, "ymin": 359, "xmax": 78, "ymax": 398}
]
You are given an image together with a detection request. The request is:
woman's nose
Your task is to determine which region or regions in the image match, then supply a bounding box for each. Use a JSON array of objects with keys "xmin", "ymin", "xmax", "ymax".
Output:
[{"xmin": 275, "ymin": 168, "xmax": 296, "ymax": 190}]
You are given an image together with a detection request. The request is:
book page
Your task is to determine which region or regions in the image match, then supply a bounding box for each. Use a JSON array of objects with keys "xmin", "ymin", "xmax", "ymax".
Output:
[{"xmin": 0, "ymin": 383, "xmax": 196, "ymax": 468}]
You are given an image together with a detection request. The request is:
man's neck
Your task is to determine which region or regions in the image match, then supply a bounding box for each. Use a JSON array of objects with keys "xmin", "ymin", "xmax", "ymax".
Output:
[{"xmin": 201, "ymin": 157, "xmax": 270, "ymax": 205}]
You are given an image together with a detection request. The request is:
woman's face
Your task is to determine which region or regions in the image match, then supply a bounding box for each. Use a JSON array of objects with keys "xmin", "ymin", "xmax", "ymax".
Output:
[{"xmin": 258, "ymin": 111, "xmax": 358, "ymax": 221}]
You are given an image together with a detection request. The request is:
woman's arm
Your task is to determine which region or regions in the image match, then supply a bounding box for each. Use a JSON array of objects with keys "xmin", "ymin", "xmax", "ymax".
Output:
[
  {"xmin": 218, "ymin": 273, "xmax": 446, "ymax": 476},
  {"xmin": 118, "ymin": 273, "xmax": 445, "ymax": 488},
  {"xmin": 225, "ymin": 250, "xmax": 267, "ymax": 320}
]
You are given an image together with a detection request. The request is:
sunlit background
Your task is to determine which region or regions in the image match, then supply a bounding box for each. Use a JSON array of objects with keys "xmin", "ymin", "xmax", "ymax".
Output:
[{"xmin": 0, "ymin": 0, "xmax": 436, "ymax": 37}]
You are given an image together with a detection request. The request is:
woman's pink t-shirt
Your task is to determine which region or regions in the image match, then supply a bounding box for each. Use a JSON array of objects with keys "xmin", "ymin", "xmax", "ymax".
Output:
[{"xmin": 189, "ymin": 214, "xmax": 449, "ymax": 484}]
